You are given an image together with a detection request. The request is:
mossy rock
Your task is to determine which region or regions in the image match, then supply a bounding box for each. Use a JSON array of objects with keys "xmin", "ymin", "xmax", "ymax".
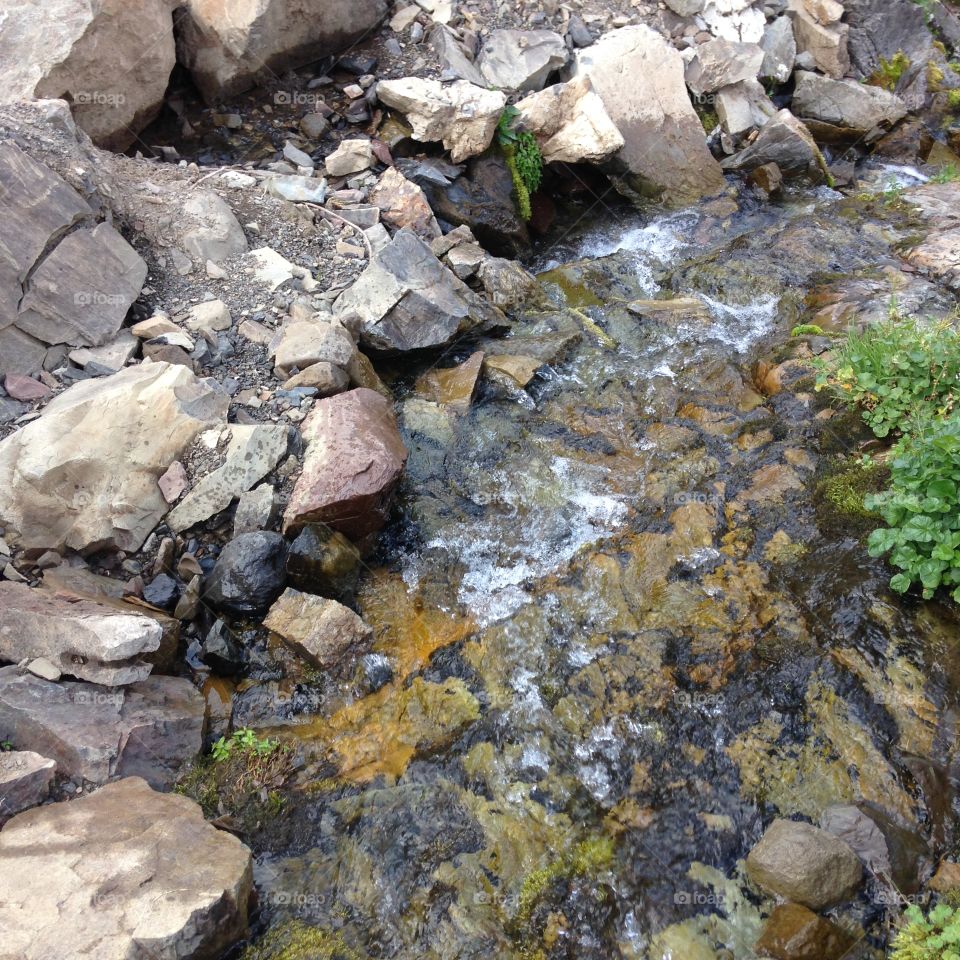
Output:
[
  {"xmin": 815, "ymin": 457, "xmax": 889, "ymax": 521},
  {"xmin": 241, "ymin": 920, "xmax": 367, "ymax": 960}
]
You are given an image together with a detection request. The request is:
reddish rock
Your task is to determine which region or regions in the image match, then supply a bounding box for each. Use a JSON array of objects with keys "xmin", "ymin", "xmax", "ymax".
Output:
[
  {"xmin": 4, "ymin": 374, "xmax": 50, "ymax": 401},
  {"xmin": 283, "ymin": 388, "xmax": 407, "ymax": 540},
  {"xmin": 755, "ymin": 903, "xmax": 855, "ymax": 960},
  {"xmin": 368, "ymin": 166, "xmax": 441, "ymax": 240}
]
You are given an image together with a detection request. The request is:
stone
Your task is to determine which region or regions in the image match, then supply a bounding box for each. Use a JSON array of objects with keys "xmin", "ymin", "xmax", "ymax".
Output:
[
  {"xmin": 930, "ymin": 860, "xmax": 960, "ymax": 893},
  {"xmin": 0, "ymin": 777, "xmax": 252, "ymax": 960},
  {"xmin": 0, "ymin": 0, "xmax": 176, "ymax": 150},
  {"xmin": 185, "ymin": 298, "xmax": 232, "ymax": 334},
  {"xmin": 415, "ymin": 351, "xmax": 483, "ymax": 413},
  {"xmin": 158, "ymin": 460, "xmax": 189, "ymax": 503},
  {"xmin": 844, "ymin": 0, "xmax": 931, "ymax": 95},
  {"xmin": 760, "ymin": 16, "xmax": 796, "ymax": 83},
  {"xmin": 300, "ymin": 112, "xmax": 331, "ymax": 139},
  {"xmin": 792, "ymin": 71, "xmax": 908, "ymax": 138},
  {"xmin": 233, "ymin": 484, "xmax": 278, "ymax": 536},
  {"xmin": 369, "ymin": 166, "xmax": 442, "ymax": 240},
  {"xmin": 167, "ymin": 424, "xmax": 291, "ymax": 532},
  {"xmin": 272, "ymin": 320, "xmax": 357, "ymax": 378},
  {"xmin": 789, "ymin": 1, "xmax": 849, "ymax": 78},
  {"xmin": 429, "ymin": 23, "xmax": 485, "ymax": 84},
  {"xmin": 283, "ymin": 388, "xmax": 407, "ymax": 540},
  {"xmin": 335, "ymin": 229, "xmax": 505, "ymax": 353},
  {"xmin": 68, "ymin": 331, "xmax": 139, "ymax": 373},
  {"xmin": 131, "ymin": 313, "xmax": 181, "ymax": 339},
  {"xmin": 749, "ymin": 162, "xmax": 784, "ymax": 193},
  {"xmin": 0, "ymin": 750, "xmax": 55, "ymax": 824},
  {"xmin": 283, "ymin": 361, "xmax": 351, "ymax": 395},
  {"xmin": 202, "ymin": 531, "xmax": 289, "ymax": 617},
  {"xmin": 715, "ymin": 79, "xmax": 776, "ymax": 137},
  {"xmin": 286, "ymin": 523, "xmax": 361, "ymax": 597},
  {"xmin": 0, "ymin": 582, "xmax": 162, "ymax": 685},
  {"xmin": 325, "ymin": 138, "xmax": 376, "ymax": 176},
  {"xmin": 754, "ymin": 903, "xmax": 855, "ymax": 960},
  {"xmin": 722, "ymin": 109, "xmax": 820, "ymax": 175},
  {"xmin": 283, "ymin": 140, "xmax": 314, "ymax": 168},
  {"xmin": 477, "ymin": 29, "xmax": 568, "ymax": 92},
  {"xmin": 332, "ymin": 205, "xmax": 380, "ymax": 229},
  {"xmin": 746, "ymin": 819, "xmax": 863, "ymax": 910},
  {"xmin": 445, "ymin": 243, "xmax": 485, "ymax": 279},
  {"xmin": 477, "ymin": 257, "xmax": 540, "ymax": 312},
  {"xmin": 264, "ymin": 174, "xmax": 328, "ymax": 204},
  {"xmin": 515, "ymin": 74, "xmax": 625, "ymax": 165},
  {"xmin": 700, "ymin": 0, "xmax": 766, "ymax": 42},
  {"xmin": 377, "ymin": 78, "xmax": 507, "ymax": 162},
  {"xmin": 0, "ymin": 328, "xmax": 46, "ymax": 378},
  {"xmin": 247, "ymin": 246, "xmax": 316, "ymax": 291},
  {"xmin": 685, "ymin": 39, "xmax": 765, "ymax": 95},
  {"xmin": 483, "ymin": 353, "xmax": 543, "ymax": 388},
  {"xmin": 3, "ymin": 374, "xmax": 50, "ymax": 401},
  {"xmin": 201, "ymin": 620, "xmax": 243, "ymax": 674},
  {"xmin": 178, "ymin": 0, "xmax": 389, "ymax": 101},
  {"xmin": 569, "ymin": 26, "xmax": 725, "ymax": 203},
  {"xmin": 26, "ymin": 657, "xmax": 61, "ymax": 681},
  {"xmin": 264, "ymin": 588, "xmax": 372, "ymax": 673},
  {"xmin": 180, "ymin": 191, "xmax": 249, "ymax": 264},
  {"xmin": 0, "ymin": 667, "xmax": 204, "ymax": 787},
  {"xmin": 142, "ymin": 573, "xmax": 179, "ymax": 609},
  {"xmin": 0, "ymin": 362, "xmax": 229, "ymax": 555},
  {"xmin": 666, "ymin": 0, "xmax": 705, "ymax": 13}
]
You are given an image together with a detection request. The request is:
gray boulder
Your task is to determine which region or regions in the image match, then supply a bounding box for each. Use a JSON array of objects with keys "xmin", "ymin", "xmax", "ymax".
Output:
[
  {"xmin": 792, "ymin": 70, "xmax": 908, "ymax": 139},
  {"xmin": 721, "ymin": 109, "xmax": 820, "ymax": 175},
  {"xmin": 760, "ymin": 16, "xmax": 797, "ymax": 83},
  {"xmin": 0, "ymin": 750, "xmax": 55, "ymax": 824},
  {"xmin": 477, "ymin": 29, "xmax": 568, "ymax": 92},
  {"xmin": 685, "ymin": 39, "xmax": 765, "ymax": 95}
]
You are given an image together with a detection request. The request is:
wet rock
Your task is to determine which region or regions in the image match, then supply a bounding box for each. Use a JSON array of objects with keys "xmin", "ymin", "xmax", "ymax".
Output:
[
  {"xmin": 201, "ymin": 620, "xmax": 244, "ymax": 674},
  {"xmin": 0, "ymin": 667, "xmax": 204, "ymax": 788},
  {"xmin": 335, "ymin": 229, "xmax": 505, "ymax": 352},
  {"xmin": 415, "ymin": 351, "xmax": 484, "ymax": 413},
  {"xmin": 477, "ymin": 29, "xmax": 568, "ymax": 92},
  {"xmin": 0, "ymin": 362, "xmax": 229, "ymax": 554},
  {"xmin": 283, "ymin": 388, "xmax": 407, "ymax": 541},
  {"xmin": 930, "ymin": 860, "xmax": 960, "ymax": 893},
  {"xmin": 369, "ymin": 166, "xmax": 441, "ymax": 240},
  {"xmin": 272, "ymin": 320, "xmax": 356, "ymax": 379},
  {"xmin": 0, "ymin": 777, "xmax": 252, "ymax": 960},
  {"xmin": 749, "ymin": 163, "xmax": 784, "ymax": 193},
  {"xmin": 478, "ymin": 257, "xmax": 541, "ymax": 312},
  {"xmin": 515, "ymin": 74, "xmax": 625, "ymax": 165},
  {"xmin": 483, "ymin": 353, "xmax": 543, "ymax": 388},
  {"xmin": 203, "ymin": 531, "xmax": 288, "ymax": 618},
  {"xmin": 0, "ymin": 750, "xmax": 55, "ymax": 825},
  {"xmin": 755, "ymin": 903, "xmax": 855, "ymax": 960},
  {"xmin": 377, "ymin": 78, "xmax": 506, "ymax": 162},
  {"xmin": 844, "ymin": 0, "xmax": 931, "ymax": 92},
  {"xmin": 325, "ymin": 138, "xmax": 375, "ymax": 176},
  {"xmin": 746, "ymin": 819, "xmax": 863, "ymax": 910},
  {"xmin": 142, "ymin": 573, "xmax": 180, "ymax": 610},
  {"xmin": 685, "ymin": 39, "xmax": 765, "ymax": 95},
  {"xmin": 760, "ymin": 16, "xmax": 797, "ymax": 83},
  {"xmin": 0, "ymin": 582, "xmax": 161, "ymax": 685},
  {"xmin": 0, "ymin": 0, "xmax": 175, "ymax": 150},
  {"xmin": 788, "ymin": 1, "xmax": 849, "ymax": 78},
  {"xmin": 234, "ymin": 484, "xmax": 279, "ymax": 536},
  {"xmin": 178, "ymin": 0, "xmax": 389, "ymax": 100},
  {"xmin": 264, "ymin": 588, "xmax": 372, "ymax": 674},
  {"xmin": 286, "ymin": 523, "xmax": 362, "ymax": 598},
  {"xmin": 792, "ymin": 72, "xmax": 908, "ymax": 140},
  {"xmin": 721, "ymin": 109, "xmax": 820, "ymax": 175},
  {"xmin": 569, "ymin": 26, "xmax": 725, "ymax": 202}
]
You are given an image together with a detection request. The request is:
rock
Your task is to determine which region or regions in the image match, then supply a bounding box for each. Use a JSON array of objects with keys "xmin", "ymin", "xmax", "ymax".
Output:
[
  {"xmin": 930, "ymin": 860, "xmax": 960, "ymax": 893},
  {"xmin": 754, "ymin": 903, "xmax": 855, "ymax": 960},
  {"xmin": 716, "ymin": 79, "xmax": 776, "ymax": 137},
  {"xmin": 158, "ymin": 460, "xmax": 189, "ymax": 503},
  {"xmin": 335, "ymin": 229, "xmax": 505, "ymax": 352},
  {"xmin": 0, "ymin": 362, "xmax": 228, "ymax": 555},
  {"xmin": 233, "ymin": 484, "xmax": 278, "ymax": 536},
  {"xmin": 746, "ymin": 819, "xmax": 863, "ymax": 910},
  {"xmin": 0, "ymin": 667, "xmax": 204, "ymax": 787},
  {"xmin": 429, "ymin": 23, "xmax": 485, "ymax": 84},
  {"xmin": 666, "ymin": 0, "xmax": 705, "ymax": 13},
  {"xmin": 185, "ymin": 298, "xmax": 232, "ymax": 334},
  {"xmin": 0, "ymin": 328, "xmax": 46, "ymax": 379},
  {"xmin": 283, "ymin": 361, "xmax": 351, "ymax": 396},
  {"xmin": 788, "ymin": 0, "xmax": 849, "ymax": 78},
  {"xmin": 201, "ymin": 620, "xmax": 244, "ymax": 674},
  {"xmin": 483, "ymin": 353, "xmax": 543, "ymax": 388},
  {"xmin": 377, "ymin": 78, "xmax": 506, "ymax": 162},
  {"xmin": 701, "ymin": 0, "xmax": 766, "ymax": 42},
  {"xmin": 415, "ymin": 351, "xmax": 483, "ymax": 413},
  {"xmin": 283, "ymin": 388, "xmax": 407, "ymax": 540},
  {"xmin": 283, "ymin": 141, "xmax": 313, "ymax": 168},
  {"xmin": 68, "ymin": 331, "xmax": 139, "ymax": 373},
  {"xmin": 749, "ymin": 162, "xmax": 784, "ymax": 193},
  {"xmin": 142, "ymin": 573, "xmax": 179, "ymax": 609},
  {"xmin": 721, "ymin": 109, "xmax": 820, "ymax": 175},
  {"xmin": 760, "ymin": 16, "xmax": 796, "ymax": 83},
  {"xmin": 0, "ymin": 777, "xmax": 252, "ymax": 960},
  {"xmin": 792, "ymin": 71, "xmax": 908, "ymax": 139},
  {"xmin": 844, "ymin": 0, "xmax": 930, "ymax": 92},
  {"xmin": 203, "ymin": 531, "xmax": 288, "ymax": 617},
  {"xmin": 515, "ymin": 74, "xmax": 625, "ymax": 165},
  {"xmin": 286, "ymin": 523, "xmax": 361, "ymax": 597},
  {"xmin": 685, "ymin": 39, "xmax": 765, "ymax": 95},
  {"xmin": 272, "ymin": 320, "xmax": 356, "ymax": 379},
  {"xmin": 180, "ymin": 191, "xmax": 249, "ymax": 264},
  {"xmin": 300, "ymin": 112, "xmax": 331, "ymax": 140},
  {"xmin": 3, "ymin": 374, "xmax": 49, "ymax": 401},
  {"xmin": 264, "ymin": 588, "xmax": 372, "ymax": 673},
  {"xmin": 477, "ymin": 257, "xmax": 541, "ymax": 312},
  {"xmin": 369, "ymin": 166, "xmax": 442, "ymax": 240},
  {"xmin": 247, "ymin": 246, "xmax": 316, "ymax": 291},
  {"xmin": 446, "ymin": 243, "xmax": 485, "ymax": 279},
  {"xmin": 0, "ymin": 582, "xmax": 162, "ymax": 685},
  {"xmin": 325, "ymin": 138, "xmax": 376, "ymax": 176},
  {"xmin": 477, "ymin": 29, "xmax": 568, "ymax": 92},
  {"xmin": 131, "ymin": 313, "xmax": 181, "ymax": 339},
  {"xmin": 26, "ymin": 657, "xmax": 61, "ymax": 681},
  {"xmin": 167, "ymin": 424, "xmax": 290, "ymax": 533},
  {"xmin": 569, "ymin": 26, "xmax": 725, "ymax": 202},
  {"xmin": 264, "ymin": 174, "xmax": 328, "ymax": 204},
  {"xmin": 0, "ymin": 0, "xmax": 176, "ymax": 150},
  {"xmin": 178, "ymin": 0, "xmax": 389, "ymax": 101},
  {"xmin": 0, "ymin": 750, "xmax": 55, "ymax": 824}
]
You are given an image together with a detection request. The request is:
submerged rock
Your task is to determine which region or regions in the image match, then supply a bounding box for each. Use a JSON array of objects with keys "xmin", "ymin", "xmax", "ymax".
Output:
[
  {"xmin": 754, "ymin": 903, "xmax": 855, "ymax": 960},
  {"xmin": 203, "ymin": 531, "xmax": 289, "ymax": 618},
  {"xmin": 286, "ymin": 523, "xmax": 362, "ymax": 598}
]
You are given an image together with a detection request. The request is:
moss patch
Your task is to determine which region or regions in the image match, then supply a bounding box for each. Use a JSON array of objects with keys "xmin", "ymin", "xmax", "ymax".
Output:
[
  {"xmin": 241, "ymin": 920, "xmax": 367, "ymax": 960},
  {"xmin": 815, "ymin": 457, "xmax": 889, "ymax": 520}
]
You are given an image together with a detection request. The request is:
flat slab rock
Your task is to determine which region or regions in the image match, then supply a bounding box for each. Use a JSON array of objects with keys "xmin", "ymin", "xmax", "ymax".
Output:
[
  {"xmin": 0, "ymin": 666, "xmax": 205, "ymax": 789},
  {"xmin": 0, "ymin": 750, "xmax": 55, "ymax": 824},
  {"xmin": 0, "ymin": 777, "xmax": 252, "ymax": 960}
]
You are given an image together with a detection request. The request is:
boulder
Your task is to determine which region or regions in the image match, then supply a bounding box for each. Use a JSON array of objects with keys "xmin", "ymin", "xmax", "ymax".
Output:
[
  {"xmin": 515, "ymin": 74, "xmax": 625, "ymax": 165},
  {"xmin": 700, "ymin": 0, "xmax": 766, "ymax": 43},
  {"xmin": 0, "ymin": 0, "xmax": 176, "ymax": 150},
  {"xmin": 369, "ymin": 167, "xmax": 442, "ymax": 240},
  {"xmin": 430, "ymin": 23, "xmax": 486, "ymax": 84},
  {"xmin": 0, "ymin": 362, "xmax": 229, "ymax": 555},
  {"xmin": 0, "ymin": 667, "xmax": 204, "ymax": 788},
  {"xmin": 0, "ymin": 751, "xmax": 55, "ymax": 825},
  {"xmin": 264, "ymin": 588, "xmax": 373, "ymax": 673},
  {"xmin": 0, "ymin": 583, "xmax": 162, "ymax": 686},
  {"xmin": 844, "ymin": 0, "xmax": 932, "ymax": 91},
  {"xmin": 788, "ymin": 0, "xmax": 849, "ymax": 78},
  {"xmin": 478, "ymin": 257, "xmax": 541, "ymax": 312},
  {"xmin": 760, "ymin": 16, "xmax": 797, "ymax": 83},
  {"xmin": 286, "ymin": 523, "xmax": 362, "ymax": 597},
  {"xmin": 377, "ymin": 78, "xmax": 506, "ymax": 162},
  {"xmin": 335, "ymin": 229, "xmax": 505, "ymax": 352},
  {"xmin": 202, "ymin": 531, "xmax": 289, "ymax": 618},
  {"xmin": 477, "ymin": 29, "xmax": 568, "ymax": 92},
  {"xmin": 415, "ymin": 351, "xmax": 484, "ymax": 413},
  {"xmin": 325, "ymin": 138, "xmax": 375, "ymax": 177},
  {"xmin": 177, "ymin": 0, "xmax": 389, "ymax": 101},
  {"xmin": 569, "ymin": 26, "xmax": 725, "ymax": 202},
  {"xmin": 754, "ymin": 903, "xmax": 855, "ymax": 960},
  {"xmin": 721, "ymin": 109, "xmax": 820, "ymax": 175},
  {"xmin": 272, "ymin": 320, "xmax": 357, "ymax": 379},
  {"xmin": 792, "ymin": 71, "xmax": 908, "ymax": 139},
  {"xmin": 0, "ymin": 777, "xmax": 252, "ymax": 960},
  {"xmin": 283, "ymin": 362, "xmax": 351, "ymax": 395},
  {"xmin": 746, "ymin": 819, "xmax": 863, "ymax": 910},
  {"xmin": 283, "ymin": 388, "xmax": 407, "ymax": 540},
  {"xmin": 685, "ymin": 39, "xmax": 765, "ymax": 95},
  {"xmin": 716, "ymin": 80, "xmax": 776, "ymax": 137}
]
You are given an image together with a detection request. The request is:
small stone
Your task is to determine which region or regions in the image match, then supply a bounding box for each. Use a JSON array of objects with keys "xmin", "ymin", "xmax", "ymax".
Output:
[
  {"xmin": 283, "ymin": 362, "xmax": 350, "ymax": 396},
  {"xmin": 325, "ymin": 139, "xmax": 376, "ymax": 177},
  {"xmin": 130, "ymin": 313, "xmax": 181, "ymax": 339},
  {"xmin": 754, "ymin": 903, "xmax": 855, "ymax": 960},
  {"xmin": 286, "ymin": 522, "xmax": 361, "ymax": 597},
  {"xmin": 336, "ymin": 239, "xmax": 365, "ymax": 258},
  {"xmin": 0, "ymin": 750, "xmax": 56, "ymax": 824},
  {"xmin": 749, "ymin": 162, "xmax": 783, "ymax": 193},
  {"xmin": 202, "ymin": 531, "xmax": 288, "ymax": 617},
  {"xmin": 206, "ymin": 260, "xmax": 227, "ymax": 279},
  {"xmin": 142, "ymin": 574, "xmax": 180, "ymax": 610},
  {"xmin": 158, "ymin": 461, "xmax": 189, "ymax": 504},
  {"xmin": 233, "ymin": 485, "xmax": 278, "ymax": 536},
  {"xmin": 185, "ymin": 299, "xmax": 232, "ymax": 334},
  {"xmin": 283, "ymin": 140, "xmax": 314, "ymax": 168},
  {"xmin": 3, "ymin": 374, "xmax": 50, "ymax": 401},
  {"xmin": 26, "ymin": 658, "xmax": 61, "ymax": 682},
  {"xmin": 300, "ymin": 113, "xmax": 331, "ymax": 140}
]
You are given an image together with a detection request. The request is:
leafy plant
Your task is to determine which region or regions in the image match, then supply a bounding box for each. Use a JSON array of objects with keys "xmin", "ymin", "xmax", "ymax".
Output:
[
  {"xmin": 891, "ymin": 903, "xmax": 960, "ymax": 959},
  {"xmin": 212, "ymin": 727, "xmax": 280, "ymax": 762},
  {"xmin": 932, "ymin": 161, "xmax": 960, "ymax": 182},
  {"xmin": 497, "ymin": 105, "xmax": 543, "ymax": 221},
  {"xmin": 869, "ymin": 50, "xmax": 911, "ymax": 90}
]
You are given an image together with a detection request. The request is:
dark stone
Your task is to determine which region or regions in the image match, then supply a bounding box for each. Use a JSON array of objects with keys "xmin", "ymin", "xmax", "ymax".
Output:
[
  {"xmin": 337, "ymin": 54, "xmax": 378, "ymax": 75},
  {"xmin": 567, "ymin": 14, "xmax": 593, "ymax": 48},
  {"xmin": 286, "ymin": 523, "xmax": 362, "ymax": 598},
  {"xmin": 143, "ymin": 573, "xmax": 180, "ymax": 610},
  {"xmin": 201, "ymin": 620, "xmax": 244, "ymax": 674},
  {"xmin": 202, "ymin": 531, "xmax": 288, "ymax": 617}
]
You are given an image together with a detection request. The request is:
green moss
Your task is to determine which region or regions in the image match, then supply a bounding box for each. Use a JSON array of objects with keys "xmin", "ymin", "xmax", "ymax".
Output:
[
  {"xmin": 241, "ymin": 920, "xmax": 367, "ymax": 960},
  {"xmin": 929, "ymin": 61, "xmax": 946, "ymax": 91},
  {"xmin": 870, "ymin": 50, "xmax": 911, "ymax": 90},
  {"xmin": 948, "ymin": 89, "xmax": 960, "ymax": 110},
  {"xmin": 816, "ymin": 458, "xmax": 889, "ymax": 519}
]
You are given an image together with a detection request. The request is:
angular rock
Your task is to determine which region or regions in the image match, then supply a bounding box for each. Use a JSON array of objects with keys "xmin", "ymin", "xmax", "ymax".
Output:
[
  {"xmin": 3, "ymin": 374, "xmax": 50, "ymax": 401},
  {"xmin": 844, "ymin": 0, "xmax": 931, "ymax": 89},
  {"xmin": 789, "ymin": 0, "xmax": 849, "ymax": 78},
  {"xmin": 325, "ymin": 138, "xmax": 376, "ymax": 177},
  {"xmin": 516, "ymin": 74, "xmax": 625, "ymax": 165},
  {"xmin": 430, "ymin": 23, "xmax": 485, "ymax": 85},
  {"xmin": 0, "ymin": 328, "xmax": 46, "ymax": 378},
  {"xmin": 203, "ymin": 531, "xmax": 289, "ymax": 617},
  {"xmin": 233, "ymin": 484, "xmax": 278, "ymax": 536},
  {"xmin": 0, "ymin": 667, "xmax": 204, "ymax": 788},
  {"xmin": 478, "ymin": 257, "xmax": 541, "ymax": 312},
  {"xmin": 0, "ymin": 750, "xmax": 55, "ymax": 824},
  {"xmin": 0, "ymin": 362, "xmax": 229, "ymax": 554},
  {"xmin": 792, "ymin": 71, "xmax": 908, "ymax": 138},
  {"xmin": 286, "ymin": 523, "xmax": 361, "ymax": 597},
  {"xmin": 283, "ymin": 388, "xmax": 407, "ymax": 540},
  {"xmin": 272, "ymin": 320, "xmax": 356, "ymax": 379},
  {"xmin": 377, "ymin": 78, "xmax": 507, "ymax": 162},
  {"xmin": 415, "ymin": 351, "xmax": 483, "ymax": 413},
  {"xmin": 570, "ymin": 26, "xmax": 725, "ymax": 202},
  {"xmin": 283, "ymin": 361, "xmax": 351, "ymax": 395},
  {"xmin": 721, "ymin": 109, "xmax": 820, "ymax": 175},
  {"xmin": 185, "ymin": 298, "xmax": 232, "ymax": 334},
  {"xmin": 264, "ymin": 588, "xmax": 372, "ymax": 673},
  {"xmin": 0, "ymin": 777, "xmax": 252, "ymax": 960},
  {"xmin": 754, "ymin": 903, "xmax": 855, "ymax": 960},
  {"xmin": 369, "ymin": 166, "xmax": 442, "ymax": 240},
  {"xmin": 335, "ymin": 229, "xmax": 505, "ymax": 352},
  {"xmin": 685, "ymin": 39, "xmax": 765, "ymax": 95},
  {"xmin": 477, "ymin": 29, "xmax": 568, "ymax": 92},
  {"xmin": 68, "ymin": 330, "xmax": 139, "ymax": 373},
  {"xmin": 247, "ymin": 246, "xmax": 316, "ymax": 291},
  {"xmin": 446, "ymin": 243, "xmax": 485, "ymax": 279},
  {"xmin": 760, "ymin": 16, "xmax": 797, "ymax": 83},
  {"xmin": 716, "ymin": 80, "xmax": 776, "ymax": 137},
  {"xmin": 180, "ymin": 191, "xmax": 249, "ymax": 264},
  {"xmin": 0, "ymin": 582, "xmax": 162, "ymax": 685},
  {"xmin": 746, "ymin": 818, "xmax": 863, "ymax": 910},
  {"xmin": 265, "ymin": 174, "xmax": 328, "ymax": 204}
]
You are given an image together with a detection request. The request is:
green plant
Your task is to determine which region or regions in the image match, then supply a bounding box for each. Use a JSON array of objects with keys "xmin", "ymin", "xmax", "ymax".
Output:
[
  {"xmin": 212, "ymin": 727, "xmax": 279, "ymax": 762},
  {"xmin": 891, "ymin": 903, "xmax": 960, "ymax": 959},
  {"xmin": 870, "ymin": 50, "xmax": 911, "ymax": 90},
  {"xmin": 497, "ymin": 105, "xmax": 543, "ymax": 221},
  {"xmin": 791, "ymin": 323, "xmax": 825, "ymax": 337},
  {"xmin": 932, "ymin": 161, "xmax": 960, "ymax": 182},
  {"xmin": 0, "ymin": 740, "xmax": 12, "ymax": 751}
]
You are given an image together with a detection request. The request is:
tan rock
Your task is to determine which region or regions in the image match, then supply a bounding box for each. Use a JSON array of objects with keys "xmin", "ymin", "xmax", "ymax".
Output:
[
  {"xmin": 272, "ymin": 319, "xmax": 356, "ymax": 379},
  {"xmin": 369, "ymin": 166, "xmax": 441, "ymax": 239},
  {"xmin": 789, "ymin": 2, "xmax": 850, "ymax": 78},
  {"xmin": 325, "ymin": 138, "xmax": 375, "ymax": 176},
  {"xmin": 415, "ymin": 351, "xmax": 484, "ymax": 413}
]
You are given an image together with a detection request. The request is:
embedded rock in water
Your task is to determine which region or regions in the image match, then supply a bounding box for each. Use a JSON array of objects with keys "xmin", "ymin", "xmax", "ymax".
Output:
[
  {"xmin": 792, "ymin": 72, "xmax": 908, "ymax": 138},
  {"xmin": 754, "ymin": 903, "xmax": 856, "ymax": 960},
  {"xmin": 177, "ymin": 0, "xmax": 389, "ymax": 101},
  {"xmin": 568, "ymin": 25, "xmax": 725, "ymax": 202},
  {"xmin": 684, "ymin": 39, "xmax": 765, "ymax": 95},
  {"xmin": 746, "ymin": 818, "xmax": 863, "ymax": 910},
  {"xmin": 0, "ymin": 362, "xmax": 229, "ymax": 555},
  {"xmin": 0, "ymin": 667, "xmax": 205, "ymax": 788},
  {"xmin": 202, "ymin": 531, "xmax": 289, "ymax": 618},
  {"xmin": 283, "ymin": 388, "xmax": 408, "ymax": 540},
  {"xmin": 0, "ymin": 750, "xmax": 55, "ymax": 825},
  {"xmin": 0, "ymin": 0, "xmax": 176, "ymax": 150},
  {"xmin": 376, "ymin": 78, "xmax": 507, "ymax": 162},
  {"xmin": 334, "ymin": 228, "xmax": 506, "ymax": 352},
  {"xmin": 0, "ymin": 777, "xmax": 253, "ymax": 960},
  {"xmin": 0, "ymin": 583, "xmax": 162, "ymax": 686},
  {"xmin": 369, "ymin": 166, "xmax": 442, "ymax": 240},
  {"xmin": 476, "ymin": 29, "xmax": 568, "ymax": 92},
  {"xmin": 721, "ymin": 109, "xmax": 820, "ymax": 175},
  {"xmin": 286, "ymin": 523, "xmax": 362, "ymax": 598}
]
